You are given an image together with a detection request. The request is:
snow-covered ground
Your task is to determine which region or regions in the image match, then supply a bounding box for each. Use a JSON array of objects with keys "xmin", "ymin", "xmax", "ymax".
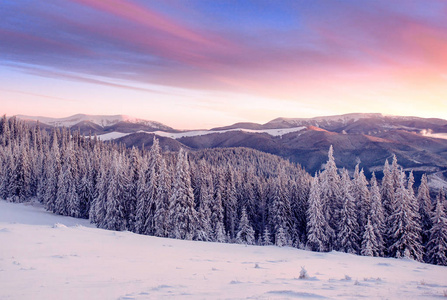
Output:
[{"xmin": 1, "ymin": 200, "xmax": 446, "ymax": 299}]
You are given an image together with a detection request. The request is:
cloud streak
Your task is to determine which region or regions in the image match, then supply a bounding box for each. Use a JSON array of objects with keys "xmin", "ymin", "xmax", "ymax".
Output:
[{"xmin": 1, "ymin": 0, "xmax": 447, "ymax": 127}]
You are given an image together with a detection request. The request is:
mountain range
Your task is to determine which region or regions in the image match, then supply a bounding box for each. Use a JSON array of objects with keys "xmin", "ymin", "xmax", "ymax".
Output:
[{"xmin": 16, "ymin": 113, "xmax": 447, "ymax": 190}]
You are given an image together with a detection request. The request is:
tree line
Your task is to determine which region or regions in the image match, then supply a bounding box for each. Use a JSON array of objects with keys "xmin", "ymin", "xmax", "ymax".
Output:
[{"xmin": 0, "ymin": 116, "xmax": 446, "ymax": 266}]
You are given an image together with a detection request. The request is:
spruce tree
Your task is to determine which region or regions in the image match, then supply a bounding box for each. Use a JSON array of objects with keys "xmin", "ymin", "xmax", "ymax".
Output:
[
  {"xmin": 318, "ymin": 146, "xmax": 339, "ymax": 245},
  {"xmin": 104, "ymin": 153, "xmax": 127, "ymax": 231},
  {"xmin": 262, "ymin": 227, "xmax": 272, "ymax": 246},
  {"xmin": 168, "ymin": 149, "xmax": 199, "ymax": 240},
  {"xmin": 307, "ymin": 175, "xmax": 331, "ymax": 252},
  {"xmin": 417, "ymin": 174, "xmax": 432, "ymax": 248},
  {"xmin": 361, "ymin": 217, "xmax": 380, "ymax": 257},
  {"xmin": 236, "ymin": 207, "xmax": 255, "ymax": 245},
  {"xmin": 337, "ymin": 170, "xmax": 360, "ymax": 254},
  {"xmin": 368, "ymin": 173, "xmax": 385, "ymax": 255},
  {"xmin": 270, "ymin": 173, "xmax": 292, "ymax": 246},
  {"xmin": 153, "ymin": 157, "xmax": 171, "ymax": 237},
  {"xmin": 352, "ymin": 165, "xmax": 370, "ymax": 235},
  {"xmin": 426, "ymin": 190, "xmax": 447, "ymax": 266},
  {"xmin": 387, "ymin": 170, "xmax": 423, "ymax": 261}
]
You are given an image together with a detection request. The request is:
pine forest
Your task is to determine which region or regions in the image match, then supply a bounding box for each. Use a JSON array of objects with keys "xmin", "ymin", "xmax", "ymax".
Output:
[{"xmin": 0, "ymin": 116, "xmax": 446, "ymax": 266}]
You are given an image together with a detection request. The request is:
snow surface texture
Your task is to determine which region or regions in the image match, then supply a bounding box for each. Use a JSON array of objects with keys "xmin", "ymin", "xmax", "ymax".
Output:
[
  {"xmin": 98, "ymin": 127, "xmax": 306, "ymax": 141},
  {"xmin": 1, "ymin": 200, "xmax": 447, "ymax": 300}
]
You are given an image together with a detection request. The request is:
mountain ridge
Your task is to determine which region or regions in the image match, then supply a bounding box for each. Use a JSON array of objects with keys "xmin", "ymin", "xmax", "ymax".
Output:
[{"xmin": 11, "ymin": 112, "xmax": 447, "ymax": 190}]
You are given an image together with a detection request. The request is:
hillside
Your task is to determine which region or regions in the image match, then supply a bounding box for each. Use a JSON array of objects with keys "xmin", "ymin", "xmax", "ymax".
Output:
[{"xmin": 1, "ymin": 199, "xmax": 447, "ymax": 299}]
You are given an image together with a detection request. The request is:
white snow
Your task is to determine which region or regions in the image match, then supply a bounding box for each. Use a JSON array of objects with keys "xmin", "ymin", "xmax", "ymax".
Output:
[
  {"xmin": 97, "ymin": 131, "xmax": 132, "ymax": 141},
  {"xmin": 15, "ymin": 114, "xmax": 167, "ymax": 129},
  {"xmin": 269, "ymin": 113, "xmax": 384, "ymax": 126},
  {"xmin": 1, "ymin": 199, "xmax": 447, "ymax": 299},
  {"xmin": 97, "ymin": 126, "xmax": 306, "ymax": 141}
]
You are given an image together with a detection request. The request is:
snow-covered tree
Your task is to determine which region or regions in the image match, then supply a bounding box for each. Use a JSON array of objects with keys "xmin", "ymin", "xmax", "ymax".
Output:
[
  {"xmin": 336, "ymin": 170, "xmax": 360, "ymax": 254},
  {"xmin": 270, "ymin": 172, "xmax": 292, "ymax": 246},
  {"xmin": 426, "ymin": 190, "xmax": 447, "ymax": 266},
  {"xmin": 211, "ymin": 169, "xmax": 226, "ymax": 242},
  {"xmin": 236, "ymin": 207, "xmax": 255, "ymax": 245},
  {"xmin": 307, "ymin": 175, "xmax": 331, "ymax": 252},
  {"xmin": 262, "ymin": 227, "xmax": 272, "ymax": 246},
  {"xmin": 361, "ymin": 217, "xmax": 381, "ymax": 257},
  {"xmin": 417, "ymin": 174, "xmax": 432, "ymax": 248},
  {"xmin": 275, "ymin": 226, "xmax": 288, "ymax": 247},
  {"xmin": 352, "ymin": 165, "xmax": 370, "ymax": 235},
  {"xmin": 104, "ymin": 153, "xmax": 128, "ymax": 231},
  {"xmin": 318, "ymin": 146, "xmax": 339, "ymax": 244},
  {"xmin": 168, "ymin": 149, "xmax": 199, "ymax": 240},
  {"xmin": 368, "ymin": 173, "xmax": 385, "ymax": 255},
  {"xmin": 381, "ymin": 159, "xmax": 394, "ymax": 219},
  {"xmin": 387, "ymin": 170, "xmax": 423, "ymax": 261}
]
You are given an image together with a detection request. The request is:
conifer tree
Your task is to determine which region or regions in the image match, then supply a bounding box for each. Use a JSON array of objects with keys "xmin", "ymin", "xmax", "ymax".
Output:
[
  {"xmin": 262, "ymin": 227, "xmax": 272, "ymax": 246},
  {"xmin": 270, "ymin": 172, "xmax": 292, "ymax": 246},
  {"xmin": 387, "ymin": 170, "xmax": 423, "ymax": 261},
  {"xmin": 104, "ymin": 153, "xmax": 127, "ymax": 231},
  {"xmin": 417, "ymin": 174, "xmax": 432, "ymax": 248},
  {"xmin": 222, "ymin": 167, "xmax": 238, "ymax": 240},
  {"xmin": 352, "ymin": 165, "xmax": 370, "ymax": 235},
  {"xmin": 361, "ymin": 217, "xmax": 380, "ymax": 257},
  {"xmin": 236, "ymin": 207, "xmax": 255, "ymax": 245},
  {"xmin": 211, "ymin": 169, "xmax": 226, "ymax": 242},
  {"xmin": 153, "ymin": 157, "xmax": 171, "ymax": 237},
  {"xmin": 307, "ymin": 175, "xmax": 331, "ymax": 252},
  {"xmin": 381, "ymin": 159, "xmax": 394, "ymax": 218},
  {"xmin": 196, "ymin": 169, "xmax": 213, "ymax": 241},
  {"xmin": 368, "ymin": 173, "xmax": 385, "ymax": 255},
  {"xmin": 275, "ymin": 226, "xmax": 288, "ymax": 247},
  {"xmin": 168, "ymin": 149, "xmax": 199, "ymax": 240},
  {"xmin": 318, "ymin": 146, "xmax": 339, "ymax": 244},
  {"xmin": 426, "ymin": 190, "xmax": 447, "ymax": 266},
  {"xmin": 337, "ymin": 170, "xmax": 360, "ymax": 254}
]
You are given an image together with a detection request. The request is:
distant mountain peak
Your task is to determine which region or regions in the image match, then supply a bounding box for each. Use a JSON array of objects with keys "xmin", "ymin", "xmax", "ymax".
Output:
[
  {"xmin": 268, "ymin": 113, "xmax": 384, "ymax": 124},
  {"xmin": 15, "ymin": 113, "xmax": 173, "ymax": 131}
]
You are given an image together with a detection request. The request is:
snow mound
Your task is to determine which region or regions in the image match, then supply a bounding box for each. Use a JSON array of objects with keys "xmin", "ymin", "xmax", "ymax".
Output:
[{"xmin": 52, "ymin": 223, "xmax": 67, "ymax": 229}]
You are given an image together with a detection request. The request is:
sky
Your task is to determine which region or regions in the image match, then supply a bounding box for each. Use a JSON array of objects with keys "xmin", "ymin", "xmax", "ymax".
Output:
[{"xmin": 1, "ymin": 0, "xmax": 447, "ymax": 129}]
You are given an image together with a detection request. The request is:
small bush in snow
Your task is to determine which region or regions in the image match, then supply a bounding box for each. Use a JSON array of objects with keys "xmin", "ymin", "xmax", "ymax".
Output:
[{"xmin": 299, "ymin": 266, "xmax": 308, "ymax": 279}]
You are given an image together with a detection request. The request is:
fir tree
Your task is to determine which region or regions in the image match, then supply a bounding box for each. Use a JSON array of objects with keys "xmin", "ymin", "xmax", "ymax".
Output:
[
  {"xmin": 318, "ymin": 146, "xmax": 339, "ymax": 245},
  {"xmin": 236, "ymin": 207, "xmax": 255, "ymax": 245},
  {"xmin": 153, "ymin": 157, "xmax": 171, "ymax": 238},
  {"xmin": 361, "ymin": 217, "xmax": 380, "ymax": 257},
  {"xmin": 387, "ymin": 170, "xmax": 423, "ymax": 261},
  {"xmin": 337, "ymin": 170, "xmax": 360, "ymax": 254},
  {"xmin": 168, "ymin": 149, "xmax": 199, "ymax": 240},
  {"xmin": 368, "ymin": 173, "xmax": 385, "ymax": 255},
  {"xmin": 275, "ymin": 226, "xmax": 288, "ymax": 247},
  {"xmin": 307, "ymin": 175, "xmax": 331, "ymax": 252},
  {"xmin": 417, "ymin": 174, "xmax": 432, "ymax": 248},
  {"xmin": 262, "ymin": 227, "xmax": 272, "ymax": 246},
  {"xmin": 104, "ymin": 153, "xmax": 127, "ymax": 231},
  {"xmin": 426, "ymin": 190, "xmax": 447, "ymax": 266},
  {"xmin": 270, "ymin": 172, "xmax": 292, "ymax": 246},
  {"xmin": 352, "ymin": 165, "xmax": 370, "ymax": 235}
]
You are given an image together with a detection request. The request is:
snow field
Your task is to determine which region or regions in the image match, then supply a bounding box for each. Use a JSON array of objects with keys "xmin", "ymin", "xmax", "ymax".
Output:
[{"xmin": 1, "ymin": 200, "xmax": 447, "ymax": 299}]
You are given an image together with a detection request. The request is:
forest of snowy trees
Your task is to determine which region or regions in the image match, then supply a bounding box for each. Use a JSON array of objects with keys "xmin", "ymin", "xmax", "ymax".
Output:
[{"xmin": 0, "ymin": 116, "xmax": 446, "ymax": 266}]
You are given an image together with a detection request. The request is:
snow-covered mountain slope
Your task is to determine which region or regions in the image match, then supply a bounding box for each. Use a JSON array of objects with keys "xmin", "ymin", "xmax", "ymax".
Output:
[
  {"xmin": 97, "ymin": 126, "xmax": 306, "ymax": 141},
  {"xmin": 15, "ymin": 114, "xmax": 173, "ymax": 131},
  {"xmin": 1, "ymin": 199, "xmax": 447, "ymax": 299}
]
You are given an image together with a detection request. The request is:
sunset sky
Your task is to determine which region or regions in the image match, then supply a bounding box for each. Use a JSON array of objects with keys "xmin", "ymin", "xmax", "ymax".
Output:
[{"xmin": 1, "ymin": 0, "xmax": 447, "ymax": 129}]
